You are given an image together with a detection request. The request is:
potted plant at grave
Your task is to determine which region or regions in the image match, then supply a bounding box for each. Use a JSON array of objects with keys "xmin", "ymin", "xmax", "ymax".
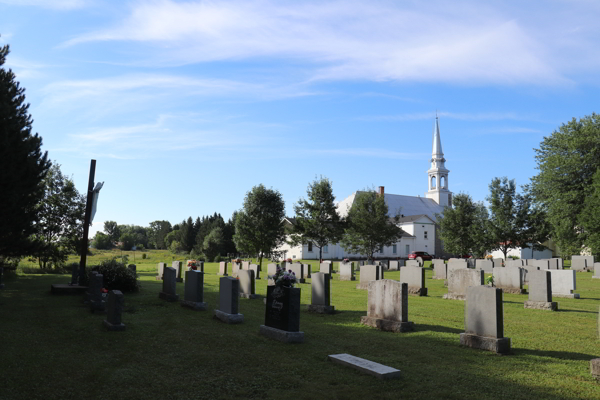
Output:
[
  {"xmin": 343, "ymin": 258, "xmax": 349, "ymax": 264},
  {"xmin": 271, "ymin": 265, "xmax": 297, "ymax": 288},
  {"xmin": 286, "ymin": 258, "xmax": 293, "ymax": 263},
  {"xmin": 187, "ymin": 260, "xmax": 197, "ymax": 270},
  {"xmin": 265, "ymin": 266, "xmax": 301, "ymax": 333}
]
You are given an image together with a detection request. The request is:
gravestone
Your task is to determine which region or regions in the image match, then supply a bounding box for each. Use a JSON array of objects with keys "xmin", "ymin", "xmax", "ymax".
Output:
[
  {"xmin": 459, "ymin": 286, "xmax": 511, "ymax": 354},
  {"xmin": 447, "ymin": 259, "xmax": 468, "ymax": 272},
  {"xmin": 556, "ymin": 258, "xmax": 563, "ymax": 270},
  {"xmin": 524, "ymin": 270, "xmax": 558, "ymax": 311},
  {"xmin": 159, "ymin": 267, "xmax": 179, "ymax": 302},
  {"xmin": 399, "ymin": 266, "xmax": 427, "ymax": 296},
  {"xmin": 70, "ymin": 263, "xmax": 79, "ymax": 285},
  {"xmin": 231, "ymin": 261, "xmax": 242, "ymax": 278},
  {"xmin": 103, "ymin": 290, "xmax": 125, "ymax": 331},
  {"xmin": 156, "ymin": 262, "xmax": 166, "ymax": 280},
  {"xmin": 592, "ymin": 359, "xmax": 600, "ymax": 381},
  {"xmin": 405, "ymin": 260, "xmax": 420, "ymax": 268},
  {"xmin": 492, "ymin": 258, "xmax": 504, "ymax": 268},
  {"xmin": 476, "ymin": 259, "xmax": 493, "ymax": 273},
  {"xmin": 522, "ymin": 265, "xmax": 540, "ymax": 284},
  {"xmin": 85, "ymin": 271, "xmax": 98, "ymax": 302},
  {"xmin": 320, "ymin": 262, "xmax": 333, "ymax": 279},
  {"xmin": 214, "ymin": 277, "xmax": 243, "ymax": 323},
  {"xmin": 505, "ymin": 259, "xmax": 523, "ymax": 268},
  {"xmin": 218, "ymin": 261, "xmax": 229, "ymax": 276},
  {"xmin": 195, "ymin": 261, "xmax": 205, "ymax": 273},
  {"xmin": 388, "ymin": 260, "xmax": 400, "ymax": 271},
  {"xmin": 248, "ymin": 264, "xmax": 261, "ymax": 280},
  {"xmin": 444, "ymin": 269, "xmax": 484, "ymax": 300},
  {"xmin": 328, "ymin": 354, "xmax": 401, "ymax": 380},
  {"xmin": 89, "ymin": 273, "xmax": 106, "ymax": 313},
  {"xmin": 238, "ymin": 269, "xmax": 258, "ymax": 299},
  {"xmin": 571, "ymin": 255, "xmax": 594, "ymax": 272},
  {"xmin": 493, "ymin": 267, "xmax": 525, "ymax": 294},
  {"xmin": 242, "ymin": 260, "xmax": 250, "ymax": 270},
  {"xmin": 360, "ymin": 280, "xmax": 414, "ymax": 332},
  {"xmin": 532, "ymin": 259, "xmax": 550, "ymax": 270},
  {"xmin": 260, "ymin": 285, "xmax": 304, "ymax": 343},
  {"xmin": 172, "ymin": 261, "xmax": 183, "ymax": 282},
  {"xmin": 357, "ymin": 265, "xmax": 384, "ymax": 289},
  {"xmin": 593, "ymin": 263, "xmax": 600, "ymax": 279},
  {"xmin": 288, "ymin": 263, "xmax": 305, "ymax": 284},
  {"xmin": 308, "ymin": 272, "xmax": 335, "ymax": 314},
  {"xmin": 180, "ymin": 270, "xmax": 206, "ymax": 310},
  {"xmin": 432, "ymin": 259, "xmax": 446, "ymax": 279},
  {"xmin": 339, "ymin": 261, "xmax": 355, "ymax": 281},
  {"xmin": 548, "ymin": 270, "xmax": 579, "ymax": 298},
  {"xmin": 267, "ymin": 263, "xmax": 278, "ymax": 286},
  {"xmin": 303, "ymin": 263, "xmax": 312, "ymax": 279}
]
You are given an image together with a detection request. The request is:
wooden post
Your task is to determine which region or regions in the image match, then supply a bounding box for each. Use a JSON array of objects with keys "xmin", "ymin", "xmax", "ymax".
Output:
[{"xmin": 79, "ymin": 159, "xmax": 96, "ymax": 285}]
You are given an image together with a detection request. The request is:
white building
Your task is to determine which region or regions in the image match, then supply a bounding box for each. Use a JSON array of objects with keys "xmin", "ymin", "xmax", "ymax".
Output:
[{"xmin": 280, "ymin": 117, "xmax": 452, "ymax": 260}]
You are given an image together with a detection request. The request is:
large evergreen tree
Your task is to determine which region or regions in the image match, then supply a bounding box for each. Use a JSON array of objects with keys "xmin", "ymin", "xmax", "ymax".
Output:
[
  {"xmin": 289, "ymin": 176, "xmax": 344, "ymax": 261},
  {"xmin": 0, "ymin": 43, "xmax": 51, "ymax": 258}
]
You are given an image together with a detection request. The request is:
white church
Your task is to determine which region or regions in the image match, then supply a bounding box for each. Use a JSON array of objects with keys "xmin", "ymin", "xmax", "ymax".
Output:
[{"xmin": 280, "ymin": 116, "xmax": 453, "ymax": 260}]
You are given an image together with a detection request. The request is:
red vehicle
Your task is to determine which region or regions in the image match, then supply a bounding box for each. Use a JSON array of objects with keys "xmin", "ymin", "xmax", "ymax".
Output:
[{"xmin": 408, "ymin": 251, "xmax": 433, "ymax": 264}]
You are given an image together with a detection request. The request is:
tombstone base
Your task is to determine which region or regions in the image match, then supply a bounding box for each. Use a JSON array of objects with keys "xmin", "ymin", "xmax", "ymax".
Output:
[
  {"xmin": 407, "ymin": 287, "xmax": 427, "ymax": 296},
  {"xmin": 50, "ymin": 284, "xmax": 88, "ymax": 295},
  {"xmin": 553, "ymin": 293, "xmax": 580, "ymax": 299},
  {"xmin": 459, "ymin": 333, "xmax": 511, "ymax": 354},
  {"xmin": 339, "ymin": 276, "xmax": 356, "ymax": 281},
  {"xmin": 103, "ymin": 320, "xmax": 126, "ymax": 331},
  {"xmin": 307, "ymin": 304, "xmax": 335, "ymax": 314},
  {"xmin": 239, "ymin": 293, "xmax": 259, "ymax": 299},
  {"xmin": 180, "ymin": 300, "xmax": 207, "ymax": 311},
  {"xmin": 213, "ymin": 309, "xmax": 244, "ymax": 324},
  {"xmin": 432, "ymin": 276, "xmax": 445, "ymax": 280},
  {"xmin": 443, "ymin": 294, "xmax": 466, "ymax": 301},
  {"xmin": 591, "ymin": 358, "xmax": 600, "ymax": 380},
  {"xmin": 592, "ymin": 276, "xmax": 600, "ymax": 279},
  {"xmin": 356, "ymin": 283, "xmax": 371, "ymax": 290},
  {"xmin": 259, "ymin": 325, "xmax": 304, "ymax": 343},
  {"xmin": 360, "ymin": 316, "xmax": 414, "ymax": 333},
  {"xmin": 328, "ymin": 354, "xmax": 401, "ymax": 380},
  {"xmin": 297, "ymin": 278, "xmax": 306, "ymax": 284},
  {"xmin": 176, "ymin": 278, "xmax": 183, "ymax": 283},
  {"xmin": 217, "ymin": 273, "xmax": 229, "ymax": 277},
  {"xmin": 90, "ymin": 301, "xmax": 106, "ymax": 314},
  {"xmin": 498, "ymin": 287, "xmax": 527, "ymax": 294},
  {"xmin": 155, "ymin": 276, "xmax": 162, "ymax": 281},
  {"xmin": 524, "ymin": 301, "xmax": 558, "ymax": 311},
  {"xmin": 158, "ymin": 292, "xmax": 179, "ymax": 302}
]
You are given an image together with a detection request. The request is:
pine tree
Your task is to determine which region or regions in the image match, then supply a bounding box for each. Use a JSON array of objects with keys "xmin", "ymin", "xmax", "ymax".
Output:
[{"xmin": 0, "ymin": 43, "xmax": 51, "ymax": 258}]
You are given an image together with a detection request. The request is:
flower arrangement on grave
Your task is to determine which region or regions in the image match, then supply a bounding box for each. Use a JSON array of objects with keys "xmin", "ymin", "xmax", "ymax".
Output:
[
  {"xmin": 343, "ymin": 258, "xmax": 350, "ymax": 263},
  {"xmin": 187, "ymin": 260, "xmax": 198, "ymax": 270},
  {"xmin": 270, "ymin": 265, "xmax": 297, "ymax": 288},
  {"xmin": 485, "ymin": 255, "xmax": 493, "ymax": 259},
  {"xmin": 285, "ymin": 258, "xmax": 293, "ymax": 263},
  {"xmin": 233, "ymin": 258, "xmax": 242, "ymax": 263}
]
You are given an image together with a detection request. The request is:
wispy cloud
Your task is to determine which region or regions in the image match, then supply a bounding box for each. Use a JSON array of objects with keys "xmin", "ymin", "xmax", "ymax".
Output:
[{"xmin": 59, "ymin": 0, "xmax": 583, "ymax": 86}]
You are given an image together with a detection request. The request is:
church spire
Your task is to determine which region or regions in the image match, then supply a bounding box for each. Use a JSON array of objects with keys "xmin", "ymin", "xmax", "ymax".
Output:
[
  {"xmin": 425, "ymin": 114, "xmax": 451, "ymax": 207},
  {"xmin": 432, "ymin": 115, "xmax": 443, "ymax": 158}
]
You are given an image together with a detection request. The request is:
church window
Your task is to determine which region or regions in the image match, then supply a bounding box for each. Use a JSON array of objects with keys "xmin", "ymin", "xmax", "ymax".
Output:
[
  {"xmin": 379, "ymin": 245, "xmax": 384, "ymax": 254},
  {"xmin": 308, "ymin": 242, "xmax": 313, "ymax": 252},
  {"xmin": 323, "ymin": 245, "xmax": 328, "ymax": 253},
  {"xmin": 441, "ymin": 176, "xmax": 445, "ymax": 188},
  {"xmin": 405, "ymin": 244, "xmax": 410, "ymax": 255},
  {"xmin": 424, "ymin": 231, "xmax": 428, "ymax": 239},
  {"xmin": 392, "ymin": 244, "xmax": 397, "ymax": 254},
  {"xmin": 431, "ymin": 176, "xmax": 436, "ymax": 189}
]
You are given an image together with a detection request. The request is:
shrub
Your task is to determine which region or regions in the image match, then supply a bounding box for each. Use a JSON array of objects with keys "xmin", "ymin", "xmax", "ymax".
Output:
[
  {"xmin": 213, "ymin": 254, "xmax": 222, "ymax": 263},
  {"xmin": 86, "ymin": 257, "xmax": 140, "ymax": 292},
  {"xmin": 142, "ymin": 253, "xmax": 147, "ymax": 259}
]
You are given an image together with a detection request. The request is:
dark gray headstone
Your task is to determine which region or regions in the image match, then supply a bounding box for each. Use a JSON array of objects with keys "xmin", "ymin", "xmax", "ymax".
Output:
[
  {"xmin": 70, "ymin": 264, "xmax": 79, "ymax": 285},
  {"xmin": 89, "ymin": 273, "xmax": 105, "ymax": 312},
  {"xmin": 218, "ymin": 276, "xmax": 239, "ymax": 314},
  {"xmin": 184, "ymin": 270, "xmax": 204, "ymax": 303},
  {"xmin": 238, "ymin": 269, "xmax": 258, "ymax": 299},
  {"xmin": 159, "ymin": 267, "xmax": 179, "ymax": 301},
  {"xmin": 310, "ymin": 272, "xmax": 331, "ymax": 306},
  {"xmin": 127, "ymin": 264, "xmax": 136, "ymax": 273},
  {"xmin": 265, "ymin": 285, "xmax": 301, "ymax": 332},
  {"xmin": 103, "ymin": 290, "xmax": 125, "ymax": 331}
]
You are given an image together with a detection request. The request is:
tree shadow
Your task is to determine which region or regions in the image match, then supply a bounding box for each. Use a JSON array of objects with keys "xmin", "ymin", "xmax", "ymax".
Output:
[{"xmin": 557, "ymin": 309, "xmax": 599, "ymax": 314}]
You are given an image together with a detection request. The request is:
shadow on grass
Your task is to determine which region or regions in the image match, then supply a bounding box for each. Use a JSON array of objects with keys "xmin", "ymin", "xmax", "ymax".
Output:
[
  {"xmin": 515, "ymin": 348, "xmax": 597, "ymax": 361},
  {"xmin": 557, "ymin": 309, "xmax": 599, "ymax": 314}
]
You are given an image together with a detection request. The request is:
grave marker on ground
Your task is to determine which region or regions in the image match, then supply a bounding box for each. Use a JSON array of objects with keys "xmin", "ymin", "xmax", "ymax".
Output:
[
  {"xmin": 320, "ymin": 262, "xmax": 333, "ymax": 278},
  {"xmin": 308, "ymin": 272, "xmax": 335, "ymax": 314},
  {"xmin": 159, "ymin": 267, "xmax": 179, "ymax": 302},
  {"xmin": 103, "ymin": 290, "xmax": 125, "ymax": 331},
  {"xmin": 328, "ymin": 354, "xmax": 401, "ymax": 380},
  {"xmin": 289, "ymin": 263, "xmax": 305, "ymax": 284},
  {"xmin": 524, "ymin": 270, "xmax": 558, "ymax": 311},
  {"xmin": 405, "ymin": 260, "xmax": 420, "ymax": 267},
  {"xmin": 231, "ymin": 261, "xmax": 241, "ymax": 278},
  {"xmin": 444, "ymin": 269, "xmax": 484, "ymax": 300},
  {"xmin": 459, "ymin": 286, "xmax": 511, "ymax": 354},
  {"xmin": 156, "ymin": 262, "xmax": 166, "ymax": 280},
  {"xmin": 267, "ymin": 263, "xmax": 278, "ymax": 286},
  {"xmin": 476, "ymin": 259, "xmax": 493, "ymax": 273},
  {"xmin": 432, "ymin": 260, "xmax": 447, "ymax": 279},
  {"xmin": 548, "ymin": 270, "xmax": 580, "ymax": 298},
  {"xmin": 172, "ymin": 261, "xmax": 183, "ymax": 282},
  {"xmin": 218, "ymin": 261, "xmax": 229, "ymax": 276},
  {"xmin": 360, "ymin": 280, "xmax": 414, "ymax": 332},
  {"xmin": 214, "ymin": 277, "xmax": 243, "ymax": 323},
  {"xmin": 339, "ymin": 261, "xmax": 355, "ymax": 281},
  {"xmin": 180, "ymin": 270, "xmax": 206, "ymax": 310},
  {"xmin": 260, "ymin": 284, "xmax": 304, "ymax": 343},
  {"xmin": 249, "ymin": 264, "xmax": 261, "ymax": 280},
  {"xmin": 238, "ymin": 269, "xmax": 258, "ymax": 299},
  {"xmin": 593, "ymin": 263, "xmax": 600, "ymax": 279},
  {"xmin": 493, "ymin": 267, "xmax": 525, "ymax": 294},
  {"xmin": 89, "ymin": 273, "xmax": 105, "ymax": 313},
  {"xmin": 357, "ymin": 265, "xmax": 384, "ymax": 289},
  {"xmin": 399, "ymin": 266, "xmax": 427, "ymax": 296},
  {"xmin": 572, "ymin": 255, "xmax": 594, "ymax": 272}
]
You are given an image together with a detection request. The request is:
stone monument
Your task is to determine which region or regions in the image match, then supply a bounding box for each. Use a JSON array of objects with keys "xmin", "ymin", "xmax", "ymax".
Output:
[
  {"xmin": 357, "ymin": 265, "xmax": 384, "ymax": 290},
  {"xmin": 444, "ymin": 269, "xmax": 484, "ymax": 300},
  {"xmin": 238, "ymin": 269, "xmax": 259, "ymax": 299},
  {"xmin": 360, "ymin": 280, "xmax": 414, "ymax": 332},
  {"xmin": 159, "ymin": 267, "xmax": 179, "ymax": 302},
  {"xmin": 260, "ymin": 285, "xmax": 304, "ymax": 343},
  {"xmin": 524, "ymin": 270, "xmax": 558, "ymax": 311},
  {"xmin": 399, "ymin": 266, "xmax": 427, "ymax": 296},
  {"xmin": 103, "ymin": 290, "xmax": 126, "ymax": 331},
  {"xmin": 214, "ymin": 277, "xmax": 243, "ymax": 323},
  {"xmin": 180, "ymin": 270, "xmax": 206, "ymax": 310},
  {"xmin": 308, "ymin": 272, "xmax": 335, "ymax": 314}
]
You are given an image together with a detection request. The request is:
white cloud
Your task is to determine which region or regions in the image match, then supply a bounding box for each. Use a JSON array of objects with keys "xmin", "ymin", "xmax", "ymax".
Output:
[{"xmin": 60, "ymin": 0, "xmax": 587, "ymax": 86}]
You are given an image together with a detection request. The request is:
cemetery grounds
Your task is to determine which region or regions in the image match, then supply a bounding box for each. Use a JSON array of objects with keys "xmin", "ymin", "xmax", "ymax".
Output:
[{"xmin": 1, "ymin": 250, "xmax": 599, "ymax": 399}]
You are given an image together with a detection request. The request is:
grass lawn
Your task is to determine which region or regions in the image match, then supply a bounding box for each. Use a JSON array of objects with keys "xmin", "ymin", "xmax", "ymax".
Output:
[{"xmin": 1, "ymin": 252, "xmax": 599, "ymax": 399}]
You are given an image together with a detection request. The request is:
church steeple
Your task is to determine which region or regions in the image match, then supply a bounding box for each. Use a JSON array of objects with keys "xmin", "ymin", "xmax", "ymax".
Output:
[{"xmin": 425, "ymin": 115, "xmax": 451, "ymax": 207}]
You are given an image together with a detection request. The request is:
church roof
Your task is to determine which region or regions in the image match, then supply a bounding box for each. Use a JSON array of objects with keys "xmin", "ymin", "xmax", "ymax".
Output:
[
  {"xmin": 396, "ymin": 214, "xmax": 436, "ymax": 224},
  {"xmin": 337, "ymin": 192, "xmax": 445, "ymax": 222}
]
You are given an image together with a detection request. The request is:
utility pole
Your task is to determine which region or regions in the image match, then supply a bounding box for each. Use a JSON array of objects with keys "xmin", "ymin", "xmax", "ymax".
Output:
[{"xmin": 79, "ymin": 160, "xmax": 96, "ymax": 285}]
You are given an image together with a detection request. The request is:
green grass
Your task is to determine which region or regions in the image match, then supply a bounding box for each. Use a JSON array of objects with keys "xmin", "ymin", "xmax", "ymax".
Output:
[{"xmin": 1, "ymin": 252, "xmax": 599, "ymax": 399}]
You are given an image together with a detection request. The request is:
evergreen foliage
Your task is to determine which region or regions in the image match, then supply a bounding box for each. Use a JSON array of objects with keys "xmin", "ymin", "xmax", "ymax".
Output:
[
  {"xmin": 340, "ymin": 190, "xmax": 404, "ymax": 262},
  {"xmin": 289, "ymin": 176, "xmax": 344, "ymax": 261},
  {"xmin": 0, "ymin": 43, "xmax": 51, "ymax": 257}
]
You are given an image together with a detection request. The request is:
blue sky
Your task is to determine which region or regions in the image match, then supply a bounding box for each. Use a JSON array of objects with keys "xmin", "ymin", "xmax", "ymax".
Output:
[{"xmin": 2, "ymin": 0, "xmax": 599, "ymax": 238}]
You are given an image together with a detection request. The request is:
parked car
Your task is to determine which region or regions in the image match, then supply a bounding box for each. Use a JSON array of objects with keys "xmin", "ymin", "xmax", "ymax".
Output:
[{"xmin": 408, "ymin": 251, "xmax": 433, "ymax": 264}]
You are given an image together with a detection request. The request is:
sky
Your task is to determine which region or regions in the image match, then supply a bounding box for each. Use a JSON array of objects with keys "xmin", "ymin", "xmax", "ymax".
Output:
[{"xmin": 1, "ymin": 0, "xmax": 599, "ymax": 238}]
